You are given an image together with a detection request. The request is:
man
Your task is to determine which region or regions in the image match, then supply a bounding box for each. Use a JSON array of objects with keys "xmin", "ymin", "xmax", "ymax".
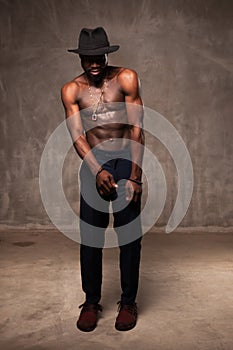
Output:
[{"xmin": 61, "ymin": 27, "xmax": 144, "ymax": 332}]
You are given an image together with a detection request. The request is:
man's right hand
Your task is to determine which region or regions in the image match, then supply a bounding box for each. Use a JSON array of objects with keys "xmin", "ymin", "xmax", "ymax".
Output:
[{"xmin": 96, "ymin": 170, "xmax": 118, "ymax": 197}]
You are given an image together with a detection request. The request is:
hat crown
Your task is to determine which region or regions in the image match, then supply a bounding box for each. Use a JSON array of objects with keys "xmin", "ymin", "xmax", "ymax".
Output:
[
  {"xmin": 79, "ymin": 27, "xmax": 110, "ymax": 51},
  {"xmin": 67, "ymin": 26, "xmax": 119, "ymax": 55}
]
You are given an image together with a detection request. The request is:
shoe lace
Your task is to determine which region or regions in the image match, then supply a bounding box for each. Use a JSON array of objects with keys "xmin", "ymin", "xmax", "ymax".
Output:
[
  {"xmin": 117, "ymin": 301, "xmax": 137, "ymax": 315},
  {"xmin": 79, "ymin": 302, "xmax": 103, "ymax": 312}
]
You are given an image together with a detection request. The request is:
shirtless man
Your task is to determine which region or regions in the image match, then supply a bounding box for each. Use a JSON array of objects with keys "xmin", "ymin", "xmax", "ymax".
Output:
[{"xmin": 61, "ymin": 27, "xmax": 144, "ymax": 332}]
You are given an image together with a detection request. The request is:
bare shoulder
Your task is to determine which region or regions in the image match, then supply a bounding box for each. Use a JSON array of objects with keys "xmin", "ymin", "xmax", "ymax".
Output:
[
  {"xmin": 117, "ymin": 68, "xmax": 140, "ymax": 96},
  {"xmin": 118, "ymin": 68, "xmax": 139, "ymax": 83},
  {"xmin": 61, "ymin": 74, "xmax": 85, "ymax": 102}
]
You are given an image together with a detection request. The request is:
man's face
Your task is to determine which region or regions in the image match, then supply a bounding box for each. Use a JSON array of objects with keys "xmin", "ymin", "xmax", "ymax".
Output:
[{"xmin": 80, "ymin": 54, "xmax": 108, "ymax": 81}]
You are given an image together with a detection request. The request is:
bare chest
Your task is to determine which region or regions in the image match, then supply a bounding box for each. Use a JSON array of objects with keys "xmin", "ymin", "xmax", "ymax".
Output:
[{"xmin": 78, "ymin": 76, "xmax": 127, "ymax": 129}]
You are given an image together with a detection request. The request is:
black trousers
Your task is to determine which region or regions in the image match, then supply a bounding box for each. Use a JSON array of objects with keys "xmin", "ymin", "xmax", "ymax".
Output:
[{"xmin": 79, "ymin": 148, "xmax": 142, "ymax": 305}]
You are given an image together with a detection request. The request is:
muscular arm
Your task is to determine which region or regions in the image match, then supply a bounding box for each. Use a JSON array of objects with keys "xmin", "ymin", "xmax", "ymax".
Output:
[
  {"xmin": 61, "ymin": 81, "xmax": 117, "ymax": 195},
  {"xmin": 61, "ymin": 82, "xmax": 101, "ymax": 174},
  {"xmin": 119, "ymin": 69, "xmax": 144, "ymax": 201}
]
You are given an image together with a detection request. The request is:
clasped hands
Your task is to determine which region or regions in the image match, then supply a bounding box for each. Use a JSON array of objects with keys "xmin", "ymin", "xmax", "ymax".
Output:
[{"xmin": 96, "ymin": 168, "xmax": 142, "ymax": 202}]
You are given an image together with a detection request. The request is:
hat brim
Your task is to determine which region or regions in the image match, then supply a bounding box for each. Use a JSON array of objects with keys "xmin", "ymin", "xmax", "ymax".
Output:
[{"xmin": 67, "ymin": 45, "xmax": 119, "ymax": 55}]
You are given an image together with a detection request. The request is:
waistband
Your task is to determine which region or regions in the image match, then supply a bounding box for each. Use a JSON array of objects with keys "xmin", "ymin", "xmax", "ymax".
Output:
[{"xmin": 92, "ymin": 146, "xmax": 131, "ymax": 159}]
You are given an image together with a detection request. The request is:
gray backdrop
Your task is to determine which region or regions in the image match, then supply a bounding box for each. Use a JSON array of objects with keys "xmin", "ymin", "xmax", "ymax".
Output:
[{"xmin": 0, "ymin": 0, "xmax": 232, "ymax": 228}]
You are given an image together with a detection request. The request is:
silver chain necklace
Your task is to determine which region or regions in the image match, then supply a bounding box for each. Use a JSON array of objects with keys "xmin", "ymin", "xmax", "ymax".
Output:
[{"xmin": 86, "ymin": 76, "xmax": 107, "ymax": 121}]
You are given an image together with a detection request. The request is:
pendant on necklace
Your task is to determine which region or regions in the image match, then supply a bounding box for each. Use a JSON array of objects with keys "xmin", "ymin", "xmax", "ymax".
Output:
[{"xmin": 92, "ymin": 113, "xmax": 98, "ymax": 121}]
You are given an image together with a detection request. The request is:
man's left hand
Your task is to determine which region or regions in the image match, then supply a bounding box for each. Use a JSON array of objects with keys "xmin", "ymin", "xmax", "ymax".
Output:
[{"xmin": 125, "ymin": 180, "xmax": 142, "ymax": 202}]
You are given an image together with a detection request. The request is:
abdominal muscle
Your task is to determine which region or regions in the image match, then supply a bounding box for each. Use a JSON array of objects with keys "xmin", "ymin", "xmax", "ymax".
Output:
[
  {"xmin": 82, "ymin": 108, "xmax": 131, "ymax": 151},
  {"xmin": 86, "ymin": 125, "xmax": 130, "ymax": 151}
]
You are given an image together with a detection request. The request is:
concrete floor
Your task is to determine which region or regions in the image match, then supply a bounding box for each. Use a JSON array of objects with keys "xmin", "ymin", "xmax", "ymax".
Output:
[{"xmin": 0, "ymin": 228, "xmax": 233, "ymax": 350}]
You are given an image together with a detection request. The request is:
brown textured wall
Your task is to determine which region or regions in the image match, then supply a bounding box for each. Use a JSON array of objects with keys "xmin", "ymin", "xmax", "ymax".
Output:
[{"xmin": 0, "ymin": 0, "xmax": 232, "ymax": 227}]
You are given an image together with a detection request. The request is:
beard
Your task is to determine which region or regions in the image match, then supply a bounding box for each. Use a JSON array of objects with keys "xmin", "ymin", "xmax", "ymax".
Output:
[{"xmin": 86, "ymin": 66, "xmax": 108, "ymax": 84}]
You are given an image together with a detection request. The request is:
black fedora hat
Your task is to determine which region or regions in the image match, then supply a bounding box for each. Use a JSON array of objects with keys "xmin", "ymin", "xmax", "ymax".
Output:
[{"xmin": 68, "ymin": 27, "xmax": 119, "ymax": 55}]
